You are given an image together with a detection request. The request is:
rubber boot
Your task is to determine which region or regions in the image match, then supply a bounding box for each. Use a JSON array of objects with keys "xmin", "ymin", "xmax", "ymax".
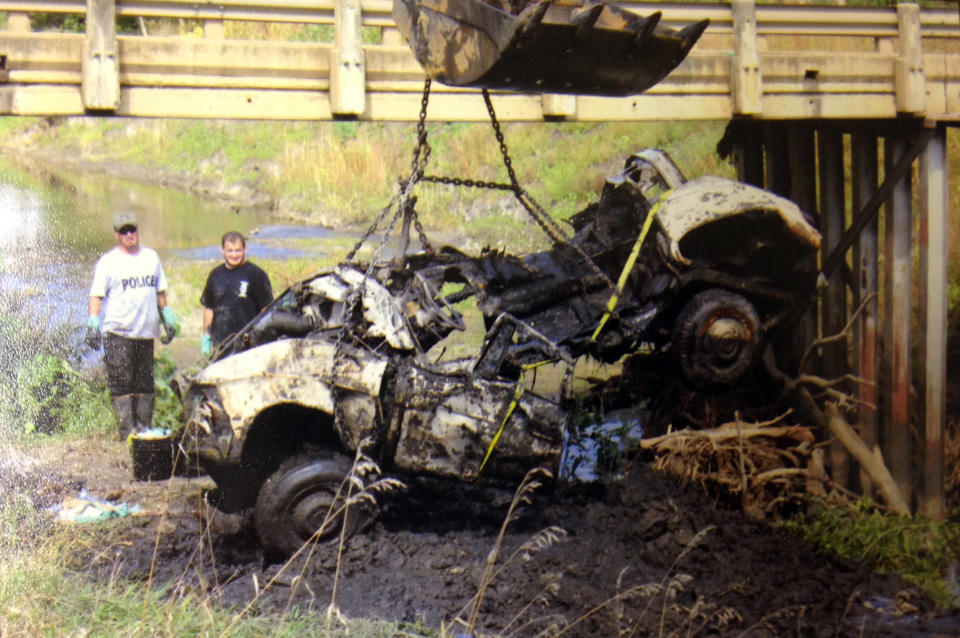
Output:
[
  {"xmin": 111, "ymin": 394, "xmax": 136, "ymax": 442},
  {"xmin": 133, "ymin": 393, "xmax": 155, "ymax": 434}
]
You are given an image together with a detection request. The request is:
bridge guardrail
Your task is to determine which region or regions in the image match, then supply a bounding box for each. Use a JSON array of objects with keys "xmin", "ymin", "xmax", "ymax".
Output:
[
  {"xmin": 2, "ymin": 0, "xmax": 958, "ymax": 37},
  {"xmin": 0, "ymin": 1, "xmax": 957, "ymax": 120}
]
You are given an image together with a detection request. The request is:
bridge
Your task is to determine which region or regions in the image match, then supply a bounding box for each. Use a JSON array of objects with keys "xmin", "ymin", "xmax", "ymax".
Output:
[
  {"xmin": 0, "ymin": 1, "xmax": 957, "ymax": 121},
  {"xmin": 2, "ymin": 1, "xmax": 959, "ymax": 516}
]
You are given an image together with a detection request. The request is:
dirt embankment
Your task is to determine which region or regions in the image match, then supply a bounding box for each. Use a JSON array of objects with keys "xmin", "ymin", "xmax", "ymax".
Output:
[{"xmin": 7, "ymin": 434, "xmax": 960, "ymax": 638}]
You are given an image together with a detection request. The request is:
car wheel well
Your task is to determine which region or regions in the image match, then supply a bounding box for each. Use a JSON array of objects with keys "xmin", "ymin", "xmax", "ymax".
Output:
[{"xmin": 233, "ymin": 404, "xmax": 344, "ymax": 510}]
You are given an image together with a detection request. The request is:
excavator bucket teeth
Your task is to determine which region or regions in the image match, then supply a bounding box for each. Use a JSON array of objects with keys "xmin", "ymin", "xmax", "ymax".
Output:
[{"xmin": 393, "ymin": 0, "xmax": 708, "ymax": 96}]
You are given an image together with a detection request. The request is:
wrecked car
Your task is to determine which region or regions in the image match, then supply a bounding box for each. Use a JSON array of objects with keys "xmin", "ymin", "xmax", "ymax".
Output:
[{"xmin": 175, "ymin": 149, "xmax": 821, "ymax": 557}]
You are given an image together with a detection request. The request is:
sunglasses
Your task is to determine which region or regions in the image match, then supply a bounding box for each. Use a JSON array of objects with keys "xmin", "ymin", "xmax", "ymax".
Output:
[{"xmin": 117, "ymin": 225, "xmax": 138, "ymax": 235}]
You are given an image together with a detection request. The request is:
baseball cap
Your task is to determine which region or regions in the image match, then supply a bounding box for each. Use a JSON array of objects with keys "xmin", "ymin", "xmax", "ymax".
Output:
[{"xmin": 112, "ymin": 211, "xmax": 138, "ymax": 231}]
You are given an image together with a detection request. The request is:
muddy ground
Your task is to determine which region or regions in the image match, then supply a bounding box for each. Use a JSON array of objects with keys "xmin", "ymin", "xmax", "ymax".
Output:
[{"xmin": 4, "ymin": 432, "xmax": 958, "ymax": 638}]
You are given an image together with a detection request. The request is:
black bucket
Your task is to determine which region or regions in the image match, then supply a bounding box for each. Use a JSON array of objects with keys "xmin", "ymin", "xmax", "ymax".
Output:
[{"xmin": 130, "ymin": 435, "xmax": 174, "ymax": 481}]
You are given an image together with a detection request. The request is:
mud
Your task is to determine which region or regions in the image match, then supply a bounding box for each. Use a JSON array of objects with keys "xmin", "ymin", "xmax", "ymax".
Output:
[{"xmin": 5, "ymin": 435, "xmax": 959, "ymax": 638}]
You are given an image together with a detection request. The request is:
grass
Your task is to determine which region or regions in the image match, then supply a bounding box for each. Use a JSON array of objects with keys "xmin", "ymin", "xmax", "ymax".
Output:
[
  {"xmin": 0, "ymin": 535, "xmax": 410, "ymax": 637},
  {"xmin": 0, "ymin": 117, "xmax": 733, "ymax": 252},
  {"xmin": 0, "ymin": 429, "xmax": 420, "ymax": 638},
  {"xmin": 781, "ymin": 496, "xmax": 960, "ymax": 609}
]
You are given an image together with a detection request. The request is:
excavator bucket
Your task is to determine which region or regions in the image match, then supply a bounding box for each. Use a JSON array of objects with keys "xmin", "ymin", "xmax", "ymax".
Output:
[{"xmin": 392, "ymin": 0, "xmax": 708, "ymax": 96}]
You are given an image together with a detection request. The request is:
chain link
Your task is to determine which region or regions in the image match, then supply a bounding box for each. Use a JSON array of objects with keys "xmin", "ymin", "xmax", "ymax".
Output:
[
  {"xmin": 335, "ymin": 79, "xmax": 435, "ymax": 431},
  {"xmin": 479, "ymin": 89, "xmax": 618, "ymax": 294}
]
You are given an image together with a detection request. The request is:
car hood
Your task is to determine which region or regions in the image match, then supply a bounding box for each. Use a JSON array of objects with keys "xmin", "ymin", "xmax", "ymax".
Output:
[{"xmin": 657, "ymin": 176, "xmax": 822, "ymax": 265}]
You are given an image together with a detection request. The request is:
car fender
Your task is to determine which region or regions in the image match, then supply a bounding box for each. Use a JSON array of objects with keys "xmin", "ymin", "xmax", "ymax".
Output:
[{"xmin": 194, "ymin": 338, "xmax": 388, "ymax": 446}]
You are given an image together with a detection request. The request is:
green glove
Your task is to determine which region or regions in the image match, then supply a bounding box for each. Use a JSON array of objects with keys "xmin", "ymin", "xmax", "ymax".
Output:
[
  {"xmin": 160, "ymin": 306, "xmax": 180, "ymax": 334},
  {"xmin": 85, "ymin": 315, "xmax": 101, "ymax": 350},
  {"xmin": 201, "ymin": 334, "xmax": 212, "ymax": 358},
  {"xmin": 160, "ymin": 306, "xmax": 179, "ymax": 344}
]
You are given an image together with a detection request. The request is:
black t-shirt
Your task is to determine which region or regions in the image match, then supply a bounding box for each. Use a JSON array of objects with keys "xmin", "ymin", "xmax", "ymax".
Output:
[{"xmin": 200, "ymin": 261, "xmax": 273, "ymax": 345}]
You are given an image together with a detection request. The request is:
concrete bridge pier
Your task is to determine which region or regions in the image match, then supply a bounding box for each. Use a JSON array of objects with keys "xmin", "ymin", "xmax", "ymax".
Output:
[{"xmin": 723, "ymin": 119, "xmax": 950, "ymax": 517}]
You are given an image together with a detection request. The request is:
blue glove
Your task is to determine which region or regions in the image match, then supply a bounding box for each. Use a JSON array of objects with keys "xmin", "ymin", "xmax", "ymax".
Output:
[
  {"xmin": 201, "ymin": 334, "xmax": 212, "ymax": 358},
  {"xmin": 160, "ymin": 306, "xmax": 179, "ymax": 344},
  {"xmin": 85, "ymin": 315, "xmax": 101, "ymax": 350}
]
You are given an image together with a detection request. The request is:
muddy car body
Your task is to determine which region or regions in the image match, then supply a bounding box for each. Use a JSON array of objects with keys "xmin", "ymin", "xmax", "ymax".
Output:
[{"xmin": 176, "ymin": 150, "xmax": 820, "ymax": 556}]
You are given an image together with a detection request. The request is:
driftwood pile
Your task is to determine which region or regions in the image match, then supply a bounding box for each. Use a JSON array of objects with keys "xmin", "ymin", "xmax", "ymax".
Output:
[
  {"xmin": 638, "ymin": 340, "xmax": 911, "ymax": 521},
  {"xmin": 639, "ymin": 412, "xmax": 821, "ymax": 521}
]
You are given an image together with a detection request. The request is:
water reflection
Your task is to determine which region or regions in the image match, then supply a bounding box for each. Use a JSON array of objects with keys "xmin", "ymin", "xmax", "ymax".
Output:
[{"xmin": 0, "ymin": 155, "xmax": 277, "ymax": 258}]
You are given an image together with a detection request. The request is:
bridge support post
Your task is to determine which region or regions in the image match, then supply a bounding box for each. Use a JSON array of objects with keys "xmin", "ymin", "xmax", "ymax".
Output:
[
  {"xmin": 787, "ymin": 123, "xmax": 817, "ymax": 379},
  {"xmin": 852, "ymin": 130, "xmax": 880, "ymax": 495},
  {"xmin": 819, "ymin": 124, "xmax": 849, "ymax": 486},
  {"xmin": 883, "ymin": 133, "xmax": 913, "ymax": 505},
  {"xmin": 920, "ymin": 124, "xmax": 948, "ymax": 518},
  {"xmin": 725, "ymin": 119, "xmax": 946, "ymax": 517},
  {"xmin": 82, "ymin": 0, "xmax": 120, "ymax": 111},
  {"xmin": 331, "ymin": 0, "xmax": 366, "ymax": 117}
]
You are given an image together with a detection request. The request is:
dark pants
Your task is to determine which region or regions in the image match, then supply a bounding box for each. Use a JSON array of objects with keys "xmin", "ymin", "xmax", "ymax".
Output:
[{"xmin": 104, "ymin": 333, "xmax": 154, "ymax": 396}]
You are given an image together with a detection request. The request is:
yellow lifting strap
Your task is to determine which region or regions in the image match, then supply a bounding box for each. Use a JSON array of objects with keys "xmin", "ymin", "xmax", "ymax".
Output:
[
  {"xmin": 477, "ymin": 360, "xmax": 553, "ymax": 476},
  {"xmin": 590, "ymin": 190, "xmax": 671, "ymax": 342}
]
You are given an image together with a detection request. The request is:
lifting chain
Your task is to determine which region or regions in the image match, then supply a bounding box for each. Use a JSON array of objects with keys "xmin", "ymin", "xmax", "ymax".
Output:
[
  {"xmin": 331, "ymin": 79, "xmax": 629, "ymax": 433},
  {"xmin": 423, "ymin": 89, "xmax": 618, "ymax": 294},
  {"xmin": 334, "ymin": 79, "xmax": 436, "ymax": 434}
]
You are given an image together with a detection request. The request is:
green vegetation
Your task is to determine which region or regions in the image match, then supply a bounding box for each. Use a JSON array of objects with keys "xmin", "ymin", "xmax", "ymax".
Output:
[
  {"xmin": 14, "ymin": 354, "xmax": 113, "ymax": 436},
  {"xmin": 782, "ymin": 497, "xmax": 960, "ymax": 608},
  {"xmin": 0, "ymin": 529, "xmax": 422, "ymax": 637},
  {"xmin": 0, "ymin": 117, "xmax": 733, "ymax": 253},
  {"xmin": 152, "ymin": 350, "xmax": 182, "ymax": 431}
]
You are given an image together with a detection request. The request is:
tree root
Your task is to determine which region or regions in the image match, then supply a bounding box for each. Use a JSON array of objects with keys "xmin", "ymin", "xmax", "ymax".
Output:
[{"xmin": 638, "ymin": 343, "xmax": 910, "ymax": 520}]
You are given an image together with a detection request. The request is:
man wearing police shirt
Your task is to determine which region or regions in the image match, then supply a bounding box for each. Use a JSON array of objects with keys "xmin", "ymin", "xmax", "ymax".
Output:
[{"xmin": 86, "ymin": 211, "xmax": 179, "ymax": 442}]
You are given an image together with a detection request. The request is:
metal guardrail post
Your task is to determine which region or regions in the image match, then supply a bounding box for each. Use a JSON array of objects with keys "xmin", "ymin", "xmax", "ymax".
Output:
[
  {"xmin": 731, "ymin": 0, "xmax": 762, "ymax": 115},
  {"xmin": 6, "ymin": 12, "xmax": 31, "ymax": 32},
  {"xmin": 541, "ymin": 94, "xmax": 576, "ymax": 120},
  {"xmin": 331, "ymin": 0, "xmax": 366, "ymax": 117},
  {"xmin": 82, "ymin": 0, "xmax": 120, "ymax": 111},
  {"xmin": 204, "ymin": 20, "xmax": 225, "ymax": 39},
  {"xmin": 895, "ymin": 3, "xmax": 926, "ymax": 115}
]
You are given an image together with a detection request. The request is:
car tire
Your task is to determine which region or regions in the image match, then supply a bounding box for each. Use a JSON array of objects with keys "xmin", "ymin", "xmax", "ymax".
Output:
[
  {"xmin": 673, "ymin": 289, "xmax": 761, "ymax": 389},
  {"xmin": 254, "ymin": 451, "xmax": 371, "ymax": 558}
]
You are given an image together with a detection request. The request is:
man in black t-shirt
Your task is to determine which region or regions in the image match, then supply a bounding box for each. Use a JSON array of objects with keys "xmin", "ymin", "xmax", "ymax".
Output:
[{"xmin": 200, "ymin": 231, "xmax": 273, "ymax": 357}]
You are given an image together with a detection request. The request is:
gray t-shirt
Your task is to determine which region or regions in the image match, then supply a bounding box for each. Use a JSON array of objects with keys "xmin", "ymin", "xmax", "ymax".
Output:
[{"xmin": 89, "ymin": 246, "xmax": 168, "ymax": 339}]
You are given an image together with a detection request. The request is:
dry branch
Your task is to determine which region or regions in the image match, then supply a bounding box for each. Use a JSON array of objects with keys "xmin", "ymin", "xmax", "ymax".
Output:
[
  {"xmin": 762, "ymin": 344, "xmax": 910, "ymax": 516},
  {"xmin": 824, "ymin": 402, "xmax": 910, "ymax": 516},
  {"xmin": 639, "ymin": 425, "xmax": 814, "ymax": 450}
]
